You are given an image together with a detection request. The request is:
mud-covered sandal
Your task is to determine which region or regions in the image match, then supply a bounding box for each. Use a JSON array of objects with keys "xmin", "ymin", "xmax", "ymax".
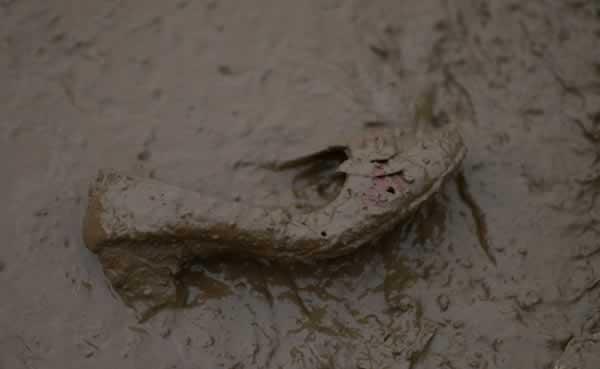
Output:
[{"xmin": 83, "ymin": 124, "xmax": 466, "ymax": 317}]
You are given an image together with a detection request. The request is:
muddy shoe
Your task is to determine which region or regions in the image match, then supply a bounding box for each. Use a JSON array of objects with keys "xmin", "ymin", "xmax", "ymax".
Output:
[{"xmin": 83, "ymin": 124, "xmax": 466, "ymax": 317}]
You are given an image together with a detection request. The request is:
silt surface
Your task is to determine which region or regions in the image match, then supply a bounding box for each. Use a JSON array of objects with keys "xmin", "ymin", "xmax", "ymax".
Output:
[{"xmin": 1, "ymin": 1, "xmax": 600, "ymax": 368}]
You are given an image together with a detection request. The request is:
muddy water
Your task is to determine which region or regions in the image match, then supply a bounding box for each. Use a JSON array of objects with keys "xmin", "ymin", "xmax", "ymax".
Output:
[{"xmin": 1, "ymin": 1, "xmax": 600, "ymax": 368}]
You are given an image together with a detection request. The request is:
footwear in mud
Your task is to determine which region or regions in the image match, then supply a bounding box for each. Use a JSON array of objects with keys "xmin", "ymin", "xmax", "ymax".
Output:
[{"xmin": 83, "ymin": 124, "xmax": 466, "ymax": 317}]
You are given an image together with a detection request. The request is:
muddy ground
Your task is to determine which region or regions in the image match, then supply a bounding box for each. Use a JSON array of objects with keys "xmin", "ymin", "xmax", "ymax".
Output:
[{"xmin": 1, "ymin": 1, "xmax": 600, "ymax": 368}]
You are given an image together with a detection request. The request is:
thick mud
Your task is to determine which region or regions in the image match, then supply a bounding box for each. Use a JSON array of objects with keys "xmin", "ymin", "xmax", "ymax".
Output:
[{"xmin": 1, "ymin": 1, "xmax": 600, "ymax": 368}]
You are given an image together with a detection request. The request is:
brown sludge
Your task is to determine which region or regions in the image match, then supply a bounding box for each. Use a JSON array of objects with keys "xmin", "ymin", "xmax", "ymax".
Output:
[
  {"xmin": 3, "ymin": 1, "xmax": 600, "ymax": 368},
  {"xmin": 83, "ymin": 124, "xmax": 466, "ymax": 316}
]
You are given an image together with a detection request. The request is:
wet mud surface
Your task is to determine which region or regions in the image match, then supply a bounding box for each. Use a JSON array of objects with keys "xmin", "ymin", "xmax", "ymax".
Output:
[{"xmin": 1, "ymin": 1, "xmax": 600, "ymax": 368}]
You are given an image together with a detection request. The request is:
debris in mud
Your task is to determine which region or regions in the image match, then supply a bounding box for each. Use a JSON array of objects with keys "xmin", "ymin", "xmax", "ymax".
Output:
[
  {"xmin": 396, "ymin": 320, "xmax": 437, "ymax": 368},
  {"xmin": 217, "ymin": 65, "xmax": 233, "ymax": 76},
  {"xmin": 347, "ymin": 285, "xmax": 439, "ymax": 369},
  {"xmin": 516, "ymin": 289, "xmax": 542, "ymax": 311},
  {"xmin": 136, "ymin": 149, "xmax": 151, "ymax": 161},
  {"xmin": 34, "ymin": 209, "xmax": 49, "ymax": 217},
  {"xmin": 558, "ymin": 260, "xmax": 600, "ymax": 303},
  {"xmin": 437, "ymin": 294, "xmax": 450, "ymax": 312},
  {"xmin": 369, "ymin": 44, "xmax": 390, "ymax": 60},
  {"xmin": 388, "ymin": 294, "xmax": 419, "ymax": 313},
  {"xmin": 82, "ymin": 125, "xmax": 466, "ymax": 316},
  {"xmin": 553, "ymin": 310, "xmax": 600, "ymax": 369}
]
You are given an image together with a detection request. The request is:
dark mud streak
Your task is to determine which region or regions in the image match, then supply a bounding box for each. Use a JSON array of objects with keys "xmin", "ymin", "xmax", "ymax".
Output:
[
  {"xmin": 572, "ymin": 281, "xmax": 600, "ymax": 304},
  {"xmin": 575, "ymin": 172, "xmax": 600, "ymax": 211},
  {"xmin": 280, "ymin": 269, "xmax": 313, "ymax": 318},
  {"xmin": 264, "ymin": 146, "xmax": 349, "ymax": 171},
  {"xmin": 414, "ymin": 85, "xmax": 436, "ymax": 129},
  {"xmin": 455, "ymin": 170, "xmax": 496, "ymax": 266},
  {"xmin": 443, "ymin": 68, "xmax": 479, "ymax": 126},
  {"xmin": 519, "ymin": 21, "xmax": 587, "ymax": 109},
  {"xmin": 573, "ymin": 117, "xmax": 600, "ymax": 166}
]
